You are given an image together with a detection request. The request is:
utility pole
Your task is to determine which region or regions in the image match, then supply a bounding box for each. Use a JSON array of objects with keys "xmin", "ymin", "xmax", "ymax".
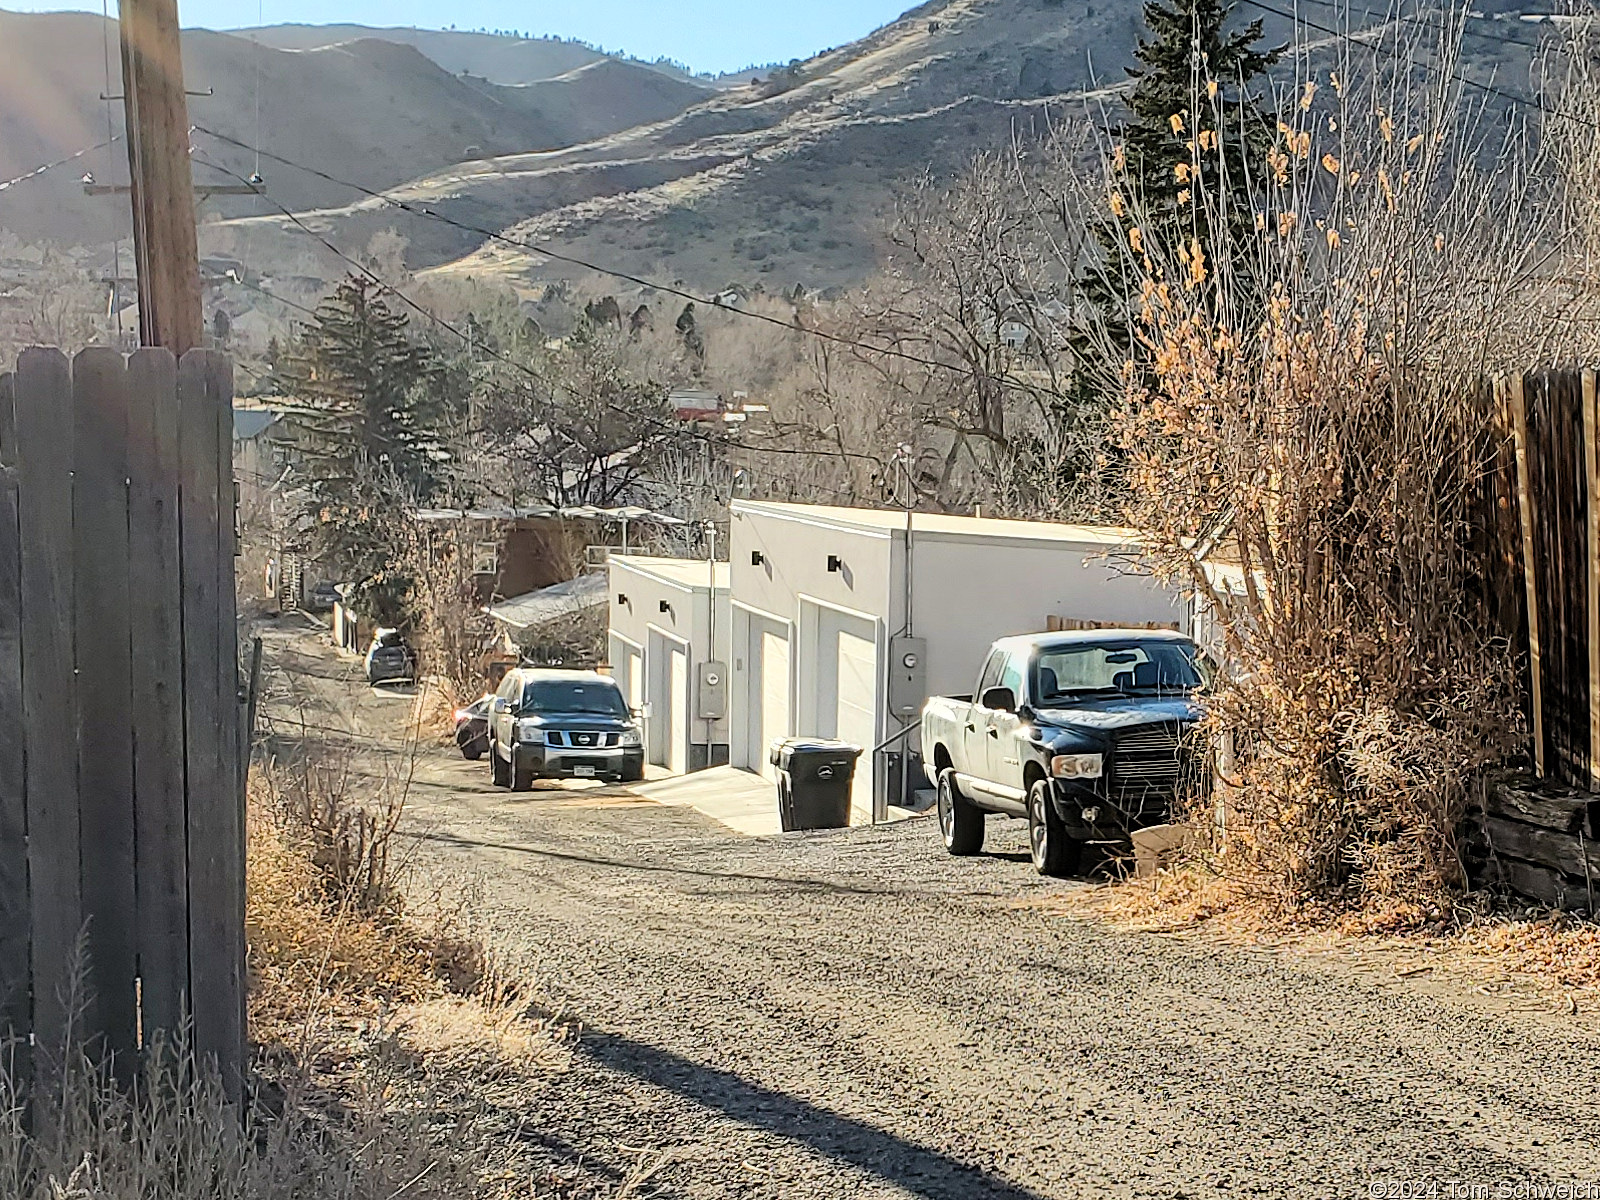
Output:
[{"xmin": 119, "ymin": 0, "xmax": 203, "ymax": 355}]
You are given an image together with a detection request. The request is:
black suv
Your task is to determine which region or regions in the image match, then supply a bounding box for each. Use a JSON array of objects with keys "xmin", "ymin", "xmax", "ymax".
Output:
[
  {"xmin": 364, "ymin": 628, "xmax": 415, "ymax": 685},
  {"xmin": 487, "ymin": 668, "xmax": 645, "ymax": 790}
]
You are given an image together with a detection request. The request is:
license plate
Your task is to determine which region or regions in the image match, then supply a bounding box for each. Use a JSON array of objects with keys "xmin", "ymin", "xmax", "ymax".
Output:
[{"xmin": 572, "ymin": 765, "xmax": 597, "ymax": 778}]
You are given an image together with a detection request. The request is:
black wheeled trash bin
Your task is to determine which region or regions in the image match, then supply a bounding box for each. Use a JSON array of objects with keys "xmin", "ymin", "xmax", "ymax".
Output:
[{"xmin": 769, "ymin": 738, "xmax": 863, "ymax": 831}]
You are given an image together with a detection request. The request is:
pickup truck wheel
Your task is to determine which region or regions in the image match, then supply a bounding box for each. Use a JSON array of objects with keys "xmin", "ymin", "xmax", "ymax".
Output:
[
  {"xmin": 510, "ymin": 748, "xmax": 536, "ymax": 792},
  {"xmin": 490, "ymin": 740, "xmax": 511, "ymax": 788},
  {"xmin": 938, "ymin": 769, "xmax": 984, "ymax": 856},
  {"xmin": 1029, "ymin": 780, "xmax": 1079, "ymax": 877}
]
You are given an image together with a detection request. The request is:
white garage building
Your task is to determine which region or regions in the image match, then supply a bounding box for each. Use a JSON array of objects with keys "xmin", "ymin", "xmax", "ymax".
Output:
[
  {"xmin": 606, "ymin": 555, "xmax": 732, "ymax": 774},
  {"xmin": 727, "ymin": 501, "xmax": 1191, "ymax": 823}
]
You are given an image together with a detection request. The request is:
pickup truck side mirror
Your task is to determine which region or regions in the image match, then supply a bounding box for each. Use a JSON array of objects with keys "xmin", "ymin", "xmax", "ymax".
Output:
[
  {"xmin": 491, "ymin": 697, "xmax": 511, "ymax": 715},
  {"xmin": 981, "ymin": 686, "xmax": 1016, "ymax": 713}
]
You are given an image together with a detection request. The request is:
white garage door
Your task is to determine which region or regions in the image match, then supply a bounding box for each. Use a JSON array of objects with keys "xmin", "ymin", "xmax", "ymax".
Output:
[
  {"xmin": 835, "ymin": 628, "xmax": 877, "ymax": 819},
  {"xmin": 609, "ymin": 635, "xmax": 642, "ymax": 710},
  {"xmin": 647, "ymin": 629, "xmax": 691, "ymax": 773},
  {"xmin": 668, "ymin": 645, "xmax": 689, "ymax": 775},
  {"xmin": 744, "ymin": 616, "xmax": 791, "ymax": 779}
]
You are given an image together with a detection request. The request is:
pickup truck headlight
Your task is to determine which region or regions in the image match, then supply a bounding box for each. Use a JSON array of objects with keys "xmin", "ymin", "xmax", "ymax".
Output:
[
  {"xmin": 515, "ymin": 720, "xmax": 545, "ymax": 745},
  {"xmin": 1051, "ymin": 752, "xmax": 1103, "ymax": 780},
  {"xmin": 619, "ymin": 727, "xmax": 643, "ymax": 748}
]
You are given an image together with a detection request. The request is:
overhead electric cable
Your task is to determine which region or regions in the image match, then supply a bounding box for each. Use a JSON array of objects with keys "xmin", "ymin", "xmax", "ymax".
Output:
[{"xmin": 190, "ymin": 150, "xmax": 882, "ymax": 465}]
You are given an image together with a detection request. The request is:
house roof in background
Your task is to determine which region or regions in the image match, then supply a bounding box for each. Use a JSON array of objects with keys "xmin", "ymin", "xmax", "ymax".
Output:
[
  {"xmin": 232, "ymin": 407, "xmax": 281, "ymax": 440},
  {"xmin": 484, "ymin": 572, "xmax": 608, "ymax": 630},
  {"xmin": 731, "ymin": 500, "xmax": 1144, "ymax": 548},
  {"xmin": 610, "ymin": 554, "xmax": 729, "ymax": 592},
  {"xmin": 416, "ymin": 504, "xmax": 684, "ymax": 525}
]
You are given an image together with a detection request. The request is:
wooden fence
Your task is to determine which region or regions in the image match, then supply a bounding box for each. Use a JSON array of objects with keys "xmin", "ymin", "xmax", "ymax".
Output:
[
  {"xmin": 0, "ymin": 347, "xmax": 243, "ymax": 1094},
  {"xmin": 1463, "ymin": 371, "xmax": 1600, "ymax": 909}
]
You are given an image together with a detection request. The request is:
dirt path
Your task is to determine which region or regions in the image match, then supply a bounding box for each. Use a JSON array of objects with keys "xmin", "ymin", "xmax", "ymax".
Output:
[{"xmin": 259, "ymin": 623, "xmax": 1600, "ymax": 1199}]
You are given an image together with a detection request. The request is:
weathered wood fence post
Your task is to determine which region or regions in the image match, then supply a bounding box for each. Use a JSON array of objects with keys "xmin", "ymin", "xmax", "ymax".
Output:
[{"xmin": 0, "ymin": 347, "xmax": 243, "ymax": 1097}]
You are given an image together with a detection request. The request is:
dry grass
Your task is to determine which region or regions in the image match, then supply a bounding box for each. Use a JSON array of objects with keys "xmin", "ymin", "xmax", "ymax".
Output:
[
  {"xmin": 0, "ymin": 753, "xmax": 564, "ymax": 1200},
  {"xmin": 247, "ymin": 795, "xmax": 479, "ymax": 1039},
  {"xmin": 1049, "ymin": 864, "xmax": 1600, "ymax": 1002}
]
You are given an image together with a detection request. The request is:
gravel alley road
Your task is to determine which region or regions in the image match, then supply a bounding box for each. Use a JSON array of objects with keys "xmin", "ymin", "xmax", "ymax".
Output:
[{"xmin": 259, "ymin": 621, "xmax": 1600, "ymax": 1199}]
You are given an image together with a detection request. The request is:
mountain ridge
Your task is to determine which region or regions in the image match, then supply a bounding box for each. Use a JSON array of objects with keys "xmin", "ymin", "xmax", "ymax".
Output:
[{"xmin": 0, "ymin": 8, "xmax": 713, "ymax": 246}]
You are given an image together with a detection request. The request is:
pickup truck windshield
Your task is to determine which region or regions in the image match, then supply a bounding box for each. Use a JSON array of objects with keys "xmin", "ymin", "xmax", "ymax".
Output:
[
  {"xmin": 1032, "ymin": 640, "xmax": 1202, "ymax": 702},
  {"xmin": 520, "ymin": 680, "xmax": 629, "ymax": 717}
]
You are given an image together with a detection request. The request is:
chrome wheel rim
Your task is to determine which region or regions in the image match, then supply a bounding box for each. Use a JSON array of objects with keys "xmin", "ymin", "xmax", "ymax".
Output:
[
  {"xmin": 1029, "ymin": 789, "xmax": 1047, "ymax": 868},
  {"xmin": 938, "ymin": 781, "xmax": 955, "ymax": 846}
]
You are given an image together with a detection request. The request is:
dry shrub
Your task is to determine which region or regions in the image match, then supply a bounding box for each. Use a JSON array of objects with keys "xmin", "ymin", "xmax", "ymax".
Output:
[
  {"xmin": 403, "ymin": 519, "xmax": 501, "ymax": 707},
  {"xmin": 1055, "ymin": 866, "xmax": 1255, "ymax": 935},
  {"xmin": 248, "ymin": 747, "xmax": 484, "ymax": 1042},
  {"xmin": 261, "ymin": 743, "xmax": 409, "ymax": 916},
  {"xmin": 248, "ymin": 794, "xmax": 444, "ymax": 1034},
  {"xmin": 394, "ymin": 966, "xmax": 560, "ymax": 1073},
  {"xmin": 411, "ymin": 679, "xmax": 463, "ymax": 742},
  {"xmin": 1103, "ymin": 24, "xmax": 1575, "ymax": 909}
]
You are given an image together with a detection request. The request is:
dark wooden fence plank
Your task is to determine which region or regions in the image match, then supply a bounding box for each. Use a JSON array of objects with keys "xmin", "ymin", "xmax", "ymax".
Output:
[
  {"xmin": 1484, "ymin": 779, "xmax": 1597, "ymax": 836},
  {"xmin": 1518, "ymin": 372, "xmax": 1592, "ymax": 788},
  {"xmin": 15, "ymin": 348, "xmax": 80, "ymax": 1056},
  {"xmin": 1494, "ymin": 856, "xmax": 1590, "ymax": 910},
  {"xmin": 71, "ymin": 349, "xmax": 138, "ymax": 1072},
  {"xmin": 1510, "ymin": 376, "xmax": 1545, "ymax": 779},
  {"xmin": 126, "ymin": 349, "xmax": 188, "ymax": 1045},
  {"xmin": 1482, "ymin": 814, "xmax": 1600, "ymax": 882},
  {"xmin": 207, "ymin": 351, "xmax": 245, "ymax": 1089},
  {"xmin": 1551, "ymin": 372, "xmax": 1590, "ymax": 787},
  {"xmin": 178, "ymin": 351, "xmax": 242, "ymax": 1098},
  {"xmin": 1585, "ymin": 372, "xmax": 1600, "ymax": 789},
  {"xmin": 0, "ymin": 371, "xmax": 28, "ymax": 1050}
]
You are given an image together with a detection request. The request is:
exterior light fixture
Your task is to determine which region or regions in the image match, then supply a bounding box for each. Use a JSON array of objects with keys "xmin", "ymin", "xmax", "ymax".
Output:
[
  {"xmin": 617, "ymin": 593, "xmax": 629, "ymax": 606},
  {"xmin": 827, "ymin": 555, "xmax": 843, "ymax": 573},
  {"xmin": 659, "ymin": 600, "xmax": 671, "ymax": 613},
  {"xmin": 751, "ymin": 551, "xmax": 765, "ymax": 566}
]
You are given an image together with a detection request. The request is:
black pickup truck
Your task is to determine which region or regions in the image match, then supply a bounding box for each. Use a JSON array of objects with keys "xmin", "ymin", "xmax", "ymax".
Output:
[{"xmin": 920, "ymin": 629, "xmax": 1209, "ymax": 876}]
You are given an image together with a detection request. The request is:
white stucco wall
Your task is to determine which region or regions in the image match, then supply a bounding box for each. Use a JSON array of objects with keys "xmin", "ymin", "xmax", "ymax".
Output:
[
  {"xmin": 904, "ymin": 532, "xmax": 1191, "ymax": 700},
  {"xmin": 607, "ymin": 556, "xmax": 731, "ymax": 753},
  {"xmin": 726, "ymin": 502, "xmax": 1194, "ymax": 817},
  {"xmin": 729, "ymin": 504, "xmax": 895, "ymax": 630},
  {"xmin": 729, "ymin": 505, "xmax": 895, "ymax": 777}
]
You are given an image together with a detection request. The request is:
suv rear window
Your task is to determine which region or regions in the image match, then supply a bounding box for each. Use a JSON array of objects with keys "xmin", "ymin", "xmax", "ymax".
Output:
[{"xmin": 520, "ymin": 679, "xmax": 628, "ymax": 717}]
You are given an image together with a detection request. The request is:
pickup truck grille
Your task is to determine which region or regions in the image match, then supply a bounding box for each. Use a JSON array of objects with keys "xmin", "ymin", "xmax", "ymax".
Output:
[
  {"xmin": 1107, "ymin": 723, "xmax": 1199, "ymax": 816},
  {"xmin": 547, "ymin": 730, "xmax": 620, "ymax": 748}
]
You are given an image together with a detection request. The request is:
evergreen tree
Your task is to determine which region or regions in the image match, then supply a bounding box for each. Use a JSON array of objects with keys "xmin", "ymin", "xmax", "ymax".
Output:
[
  {"xmin": 273, "ymin": 275, "xmax": 445, "ymax": 590},
  {"xmin": 1082, "ymin": 0, "xmax": 1282, "ymax": 353}
]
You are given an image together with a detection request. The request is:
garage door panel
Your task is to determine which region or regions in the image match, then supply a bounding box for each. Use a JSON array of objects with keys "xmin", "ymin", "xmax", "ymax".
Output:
[
  {"xmin": 752, "ymin": 622, "xmax": 790, "ymax": 780},
  {"xmin": 834, "ymin": 626, "xmax": 877, "ymax": 820},
  {"xmin": 669, "ymin": 647, "xmax": 689, "ymax": 775}
]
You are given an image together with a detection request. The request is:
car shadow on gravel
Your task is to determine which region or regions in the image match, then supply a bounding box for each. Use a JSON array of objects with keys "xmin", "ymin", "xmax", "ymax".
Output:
[{"xmin": 574, "ymin": 1024, "xmax": 1051, "ymax": 1200}]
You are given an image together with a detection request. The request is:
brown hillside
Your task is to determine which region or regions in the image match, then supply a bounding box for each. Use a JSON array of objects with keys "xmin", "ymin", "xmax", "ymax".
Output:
[
  {"xmin": 0, "ymin": 8, "xmax": 711, "ymax": 247},
  {"xmin": 209, "ymin": 0, "xmax": 1516, "ymax": 295}
]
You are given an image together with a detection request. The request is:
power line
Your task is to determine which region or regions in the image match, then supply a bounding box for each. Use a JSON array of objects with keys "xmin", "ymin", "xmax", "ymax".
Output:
[
  {"xmin": 1235, "ymin": 0, "xmax": 1600, "ymax": 133},
  {"xmin": 190, "ymin": 124, "xmax": 1036, "ymax": 384},
  {"xmin": 190, "ymin": 149, "xmax": 883, "ymax": 466},
  {"xmin": 0, "ymin": 136, "xmax": 122, "ymax": 195},
  {"xmin": 215, "ymin": 270, "xmax": 323, "ymax": 320}
]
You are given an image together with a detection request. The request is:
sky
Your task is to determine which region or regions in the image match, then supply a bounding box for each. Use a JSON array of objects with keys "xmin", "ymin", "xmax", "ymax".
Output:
[{"xmin": 5, "ymin": 0, "xmax": 918, "ymax": 74}]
